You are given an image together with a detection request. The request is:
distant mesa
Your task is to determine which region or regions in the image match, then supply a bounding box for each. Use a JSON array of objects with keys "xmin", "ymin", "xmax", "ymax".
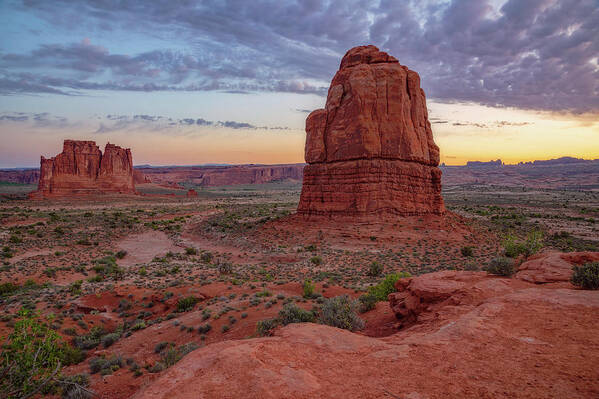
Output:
[
  {"xmin": 29, "ymin": 139, "xmax": 136, "ymax": 199},
  {"xmin": 297, "ymin": 45, "xmax": 444, "ymax": 217},
  {"xmin": 466, "ymin": 159, "xmax": 503, "ymax": 167},
  {"xmin": 186, "ymin": 188, "xmax": 198, "ymax": 197}
]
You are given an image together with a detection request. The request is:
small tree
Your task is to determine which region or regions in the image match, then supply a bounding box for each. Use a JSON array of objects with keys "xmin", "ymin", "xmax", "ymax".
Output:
[{"xmin": 1, "ymin": 310, "xmax": 64, "ymax": 398}]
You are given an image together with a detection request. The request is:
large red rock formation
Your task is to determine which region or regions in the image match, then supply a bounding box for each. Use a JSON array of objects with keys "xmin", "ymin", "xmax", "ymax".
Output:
[
  {"xmin": 298, "ymin": 45, "xmax": 444, "ymax": 217},
  {"xmin": 30, "ymin": 140, "xmax": 136, "ymax": 198}
]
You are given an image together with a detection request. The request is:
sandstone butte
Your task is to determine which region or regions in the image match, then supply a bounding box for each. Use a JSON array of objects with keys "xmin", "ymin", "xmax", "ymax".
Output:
[
  {"xmin": 133, "ymin": 250, "xmax": 599, "ymax": 399},
  {"xmin": 29, "ymin": 139, "xmax": 136, "ymax": 199},
  {"xmin": 297, "ymin": 45, "xmax": 444, "ymax": 217}
]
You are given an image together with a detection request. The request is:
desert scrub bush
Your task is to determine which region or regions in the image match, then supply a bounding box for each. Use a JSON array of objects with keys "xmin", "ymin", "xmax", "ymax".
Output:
[
  {"xmin": 310, "ymin": 255, "xmax": 322, "ymax": 265},
  {"xmin": 197, "ymin": 324, "xmax": 212, "ymax": 334},
  {"xmin": 460, "ymin": 246, "xmax": 474, "ymax": 257},
  {"xmin": 367, "ymin": 261, "xmax": 383, "ymax": 277},
  {"xmin": 69, "ymin": 280, "xmax": 83, "ymax": 295},
  {"xmin": 177, "ymin": 296, "xmax": 200, "ymax": 312},
  {"xmin": 100, "ymin": 332, "xmax": 120, "ymax": 348},
  {"xmin": 278, "ymin": 303, "xmax": 315, "ymax": 325},
  {"xmin": 0, "ymin": 309, "xmax": 86, "ymax": 399},
  {"xmin": 571, "ymin": 262, "xmax": 599, "ymax": 290},
  {"xmin": 302, "ymin": 279, "xmax": 315, "ymax": 298},
  {"xmin": 368, "ymin": 272, "xmax": 411, "ymax": 301},
  {"xmin": 503, "ymin": 231, "xmax": 544, "ymax": 258},
  {"xmin": 89, "ymin": 354, "xmax": 123, "ymax": 375},
  {"xmin": 185, "ymin": 247, "xmax": 197, "ymax": 255},
  {"xmin": 201, "ymin": 251, "xmax": 213, "ymax": 263},
  {"xmin": 92, "ymin": 256, "xmax": 124, "ymax": 280},
  {"xmin": 358, "ymin": 293, "xmax": 378, "ymax": 313},
  {"xmin": 255, "ymin": 289, "xmax": 272, "ymax": 298},
  {"xmin": 151, "ymin": 342, "xmax": 199, "ymax": 372},
  {"xmin": 115, "ymin": 250, "xmax": 127, "ymax": 259},
  {"xmin": 319, "ymin": 295, "xmax": 364, "ymax": 331},
  {"xmin": 217, "ymin": 262, "xmax": 233, "ymax": 274},
  {"xmin": 485, "ymin": 256, "xmax": 515, "ymax": 277},
  {"xmin": 0, "ymin": 282, "xmax": 19, "ymax": 297},
  {"xmin": 256, "ymin": 318, "xmax": 278, "ymax": 336},
  {"xmin": 72, "ymin": 326, "xmax": 105, "ymax": 350}
]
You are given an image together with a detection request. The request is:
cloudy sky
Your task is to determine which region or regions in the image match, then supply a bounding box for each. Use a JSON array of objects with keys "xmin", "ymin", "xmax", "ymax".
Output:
[{"xmin": 0, "ymin": 0, "xmax": 597, "ymax": 167}]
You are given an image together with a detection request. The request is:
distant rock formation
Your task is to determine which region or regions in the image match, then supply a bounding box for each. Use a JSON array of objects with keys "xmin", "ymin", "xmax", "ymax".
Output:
[
  {"xmin": 466, "ymin": 159, "xmax": 502, "ymax": 167},
  {"xmin": 134, "ymin": 164, "xmax": 304, "ymax": 187},
  {"xmin": 297, "ymin": 45, "xmax": 444, "ymax": 217},
  {"xmin": 29, "ymin": 140, "xmax": 136, "ymax": 198},
  {"xmin": 186, "ymin": 189, "xmax": 198, "ymax": 197},
  {"xmin": 133, "ymin": 169, "xmax": 151, "ymax": 184}
]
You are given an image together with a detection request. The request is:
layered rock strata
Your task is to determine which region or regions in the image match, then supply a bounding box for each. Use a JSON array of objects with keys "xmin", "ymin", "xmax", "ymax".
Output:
[
  {"xmin": 30, "ymin": 140, "xmax": 136, "ymax": 198},
  {"xmin": 298, "ymin": 45, "xmax": 444, "ymax": 217}
]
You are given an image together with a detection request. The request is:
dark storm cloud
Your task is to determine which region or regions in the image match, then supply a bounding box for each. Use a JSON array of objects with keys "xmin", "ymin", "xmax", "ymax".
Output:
[{"xmin": 2, "ymin": 0, "xmax": 598, "ymax": 112}]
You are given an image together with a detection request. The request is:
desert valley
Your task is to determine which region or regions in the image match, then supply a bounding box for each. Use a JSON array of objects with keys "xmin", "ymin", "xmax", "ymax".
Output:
[
  {"xmin": 1, "ymin": 44, "xmax": 598, "ymax": 399},
  {"xmin": 1, "ymin": 2, "xmax": 599, "ymax": 398}
]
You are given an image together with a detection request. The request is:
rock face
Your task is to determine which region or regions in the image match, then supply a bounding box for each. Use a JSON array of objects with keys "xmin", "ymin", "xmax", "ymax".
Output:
[
  {"xmin": 134, "ymin": 258, "xmax": 599, "ymax": 399},
  {"xmin": 298, "ymin": 45, "xmax": 444, "ymax": 217},
  {"xmin": 186, "ymin": 189, "xmax": 198, "ymax": 198},
  {"xmin": 135, "ymin": 164, "xmax": 304, "ymax": 187},
  {"xmin": 133, "ymin": 169, "xmax": 151, "ymax": 184},
  {"xmin": 30, "ymin": 140, "xmax": 136, "ymax": 198},
  {"xmin": 515, "ymin": 250, "xmax": 599, "ymax": 284}
]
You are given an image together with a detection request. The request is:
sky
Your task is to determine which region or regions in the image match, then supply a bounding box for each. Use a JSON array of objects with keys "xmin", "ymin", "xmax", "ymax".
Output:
[{"xmin": 0, "ymin": 0, "xmax": 597, "ymax": 168}]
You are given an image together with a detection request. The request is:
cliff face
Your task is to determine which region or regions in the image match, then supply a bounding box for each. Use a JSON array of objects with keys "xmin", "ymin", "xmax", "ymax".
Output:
[
  {"xmin": 298, "ymin": 45, "xmax": 445, "ymax": 217},
  {"xmin": 29, "ymin": 140, "xmax": 136, "ymax": 198},
  {"xmin": 134, "ymin": 164, "xmax": 304, "ymax": 187}
]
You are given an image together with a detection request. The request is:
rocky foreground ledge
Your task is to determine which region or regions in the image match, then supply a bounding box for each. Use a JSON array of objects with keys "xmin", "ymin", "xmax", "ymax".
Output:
[{"xmin": 134, "ymin": 251, "xmax": 599, "ymax": 399}]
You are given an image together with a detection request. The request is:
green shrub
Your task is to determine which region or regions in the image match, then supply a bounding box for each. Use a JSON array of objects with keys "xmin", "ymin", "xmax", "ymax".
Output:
[
  {"xmin": 89, "ymin": 354, "xmax": 122, "ymax": 375},
  {"xmin": 185, "ymin": 247, "xmax": 197, "ymax": 255},
  {"xmin": 69, "ymin": 280, "xmax": 82, "ymax": 296},
  {"xmin": 358, "ymin": 293, "xmax": 378, "ymax": 313},
  {"xmin": 177, "ymin": 296, "xmax": 199, "ymax": 312},
  {"xmin": 115, "ymin": 250, "xmax": 127, "ymax": 259},
  {"xmin": 201, "ymin": 252, "xmax": 213, "ymax": 263},
  {"xmin": 571, "ymin": 262, "xmax": 599, "ymax": 290},
  {"xmin": 152, "ymin": 342, "xmax": 199, "ymax": 371},
  {"xmin": 460, "ymin": 246, "xmax": 474, "ymax": 257},
  {"xmin": 368, "ymin": 272, "xmax": 411, "ymax": 301},
  {"xmin": 217, "ymin": 262, "xmax": 233, "ymax": 274},
  {"xmin": 256, "ymin": 318, "xmax": 278, "ymax": 336},
  {"xmin": 367, "ymin": 261, "xmax": 383, "ymax": 277},
  {"xmin": 310, "ymin": 256, "xmax": 322, "ymax": 265},
  {"xmin": 319, "ymin": 295, "xmax": 364, "ymax": 331},
  {"xmin": 485, "ymin": 256, "xmax": 515, "ymax": 276},
  {"xmin": 72, "ymin": 326, "xmax": 105, "ymax": 350},
  {"xmin": 100, "ymin": 333, "xmax": 120, "ymax": 348},
  {"xmin": 0, "ymin": 310, "xmax": 64, "ymax": 398},
  {"xmin": 55, "ymin": 373, "xmax": 92, "ymax": 399},
  {"xmin": 278, "ymin": 303, "xmax": 315, "ymax": 325},
  {"xmin": 302, "ymin": 279, "xmax": 315, "ymax": 298},
  {"xmin": 197, "ymin": 324, "xmax": 212, "ymax": 334},
  {"xmin": 503, "ymin": 231, "xmax": 544, "ymax": 258},
  {"xmin": 0, "ymin": 282, "xmax": 19, "ymax": 297}
]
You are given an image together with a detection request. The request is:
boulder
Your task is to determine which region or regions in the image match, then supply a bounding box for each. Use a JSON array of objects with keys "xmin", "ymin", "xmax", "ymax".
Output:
[
  {"xmin": 515, "ymin": 250, "xmax": 599, "ymax": 284},
  {"xmin": 297, "ymin": 45, "xmax": 444, "ymax": 217}
]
